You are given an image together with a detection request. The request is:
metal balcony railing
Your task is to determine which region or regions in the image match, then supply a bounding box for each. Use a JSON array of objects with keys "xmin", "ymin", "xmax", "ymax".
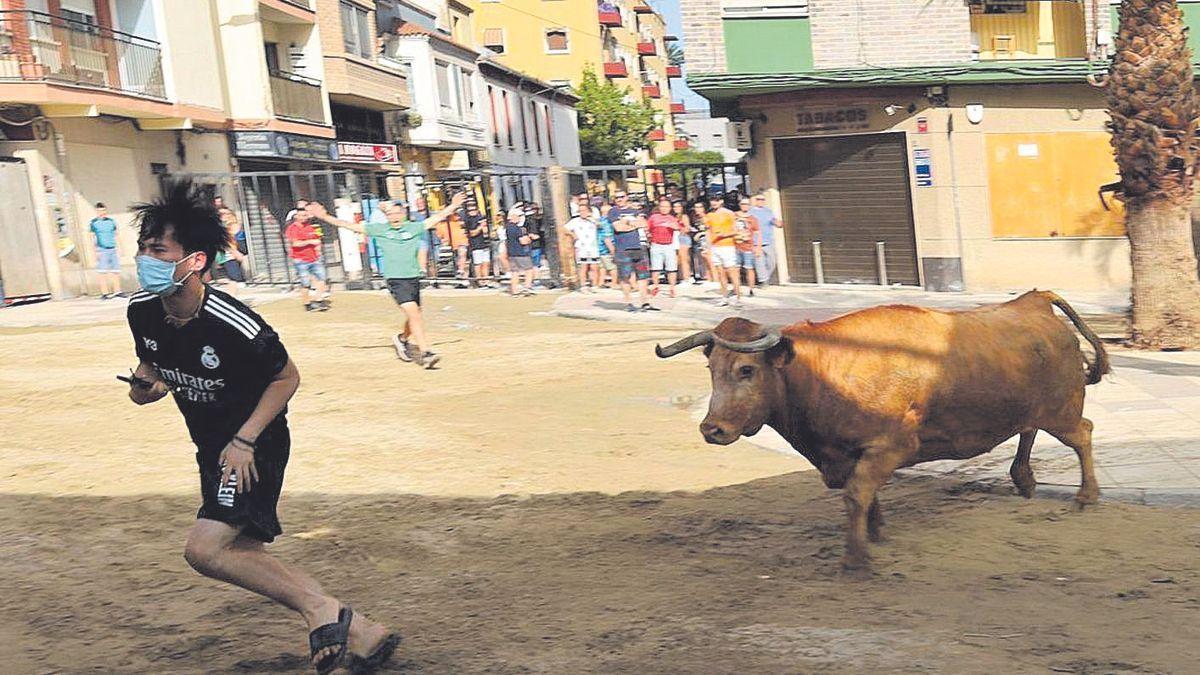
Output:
[
  {"xmin": 0, "ymin": 10, "xmax": 165, "ymax": 98},
  {"xmin": 268, "ymin": 68, "xmax": 324, "ymax": 124}
]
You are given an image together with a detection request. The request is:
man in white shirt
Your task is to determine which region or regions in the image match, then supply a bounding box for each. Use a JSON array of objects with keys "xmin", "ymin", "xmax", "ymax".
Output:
[{"xmin": 564, "ymin": 202, "xmax": 601, "ymax": 292}]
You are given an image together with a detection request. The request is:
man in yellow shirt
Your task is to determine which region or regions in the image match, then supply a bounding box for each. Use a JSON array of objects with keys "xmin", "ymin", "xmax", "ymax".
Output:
[{"xmin": 704, "ymin": 193, "xmax": 743, "ymax": 308}]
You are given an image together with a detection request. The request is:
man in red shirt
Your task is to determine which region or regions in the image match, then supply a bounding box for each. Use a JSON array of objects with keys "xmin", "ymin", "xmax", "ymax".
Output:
[
  {"xmin": 646, "ymin": 198, "xmax": 680, "ymax": 298},
  {"xmin": 284, "ymin": 209, "xmax": 330, "ymax": 311}
]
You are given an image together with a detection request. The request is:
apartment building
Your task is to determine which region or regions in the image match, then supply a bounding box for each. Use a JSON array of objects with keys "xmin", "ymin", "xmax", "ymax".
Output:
[
  {"xmin": 0, "ymin": 0, "xmax": 585, "ymax": 299},
  {"xmin": 679, "ymin": 0, "xmax": 1162, "ymax": 294},
  {"xmin": 470, "ymin": 0, "xmax": 683, "ymax": 160},
  {"xmin": 0, "ymin": 0, "xmax": 233, "ymax": 298}
]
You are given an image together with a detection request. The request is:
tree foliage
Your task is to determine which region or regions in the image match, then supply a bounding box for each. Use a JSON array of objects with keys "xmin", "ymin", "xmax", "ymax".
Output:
[
  {"xmin": 655, "ymin": 149, "xmax": 724, "ymax": 165},
  {"xmin": 576, "ymin": 67, "xmax": 659, "ymax": 164}
]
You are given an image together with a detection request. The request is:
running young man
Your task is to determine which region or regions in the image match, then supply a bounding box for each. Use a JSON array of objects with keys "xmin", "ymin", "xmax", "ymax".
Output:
[
  {"xmin": 308, "ymin": 192, "xmax": 465, "ymax": 368},
  {"xmin": 705, "ymin": 193, "xmax": 743, "ymax": 308},
  {"xmin": 284, "ymin": 209, "xmax": 330, "ymax": 312},
  {"xmin": 124, "ymin": 180, "xmax": 398, "ymax": 674}
]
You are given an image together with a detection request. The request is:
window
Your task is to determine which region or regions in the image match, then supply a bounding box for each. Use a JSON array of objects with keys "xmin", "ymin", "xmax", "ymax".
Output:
[
  {"xmin": 264, "ymin": 42, "xmax": 281, "ymax": 73},
  {"xmin": 501, "ymin": 90, "xmax": 514, "ymax": 148},
  {"xmin": 543, "ymin": 103, "xmax": 555, "ymax": 156},
  {"xmin": 483, "ymin": 28, "xmax": 505, "ymax": 54},
  {"xmin": 340, "ymin": 2, "xmax": 372, "ymax": 59},
  {"xmin": 517, "ymin": 96, "xmax": 530, "ymax": 151},
  {"xmin": 530, "ymin": 100, "xmax": 542, "ymax": 153},
  {"xmin": 459, "ymin": 68, "xmax": 475, "ymax": 119},
  {"xmin": 487, "ymin": 85, "xmax": 501, "ymax": 145},
  {"xmin": 545, "ymin": 28, "xmax": 569, "ymax": 54},
  {"xmin": 436, "ymin": 61, "xmax": 453, "ymax": 113}
]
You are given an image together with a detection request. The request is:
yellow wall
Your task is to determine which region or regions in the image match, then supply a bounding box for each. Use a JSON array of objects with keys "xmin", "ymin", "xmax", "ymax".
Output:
[
  {"xmin": 986, "ymin": 132, "xmax": 1124, "ymax": 238},
  {"xmin": 972, "ymin": 1, "xmax": 1086, "ymax": 60},
  {"xmin": 466, "ymin": 0, "xmax": 677, "ymax": 157}
]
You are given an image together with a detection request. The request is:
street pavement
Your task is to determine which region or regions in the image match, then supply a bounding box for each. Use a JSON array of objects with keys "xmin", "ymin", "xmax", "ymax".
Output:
[{"xmin": 552, "ymin": 282, "xmax": 1200, "ymax": 502}]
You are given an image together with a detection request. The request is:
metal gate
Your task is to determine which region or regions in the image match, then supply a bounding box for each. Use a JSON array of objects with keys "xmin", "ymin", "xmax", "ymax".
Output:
[
  {"xmin": 563, "ymin": 162, "xmax": 749, "ymax": 205},
  {"xmin": 0, "ymin": 158, "xmax": 53, "ymax": 300},
  {"xmin": 169, "ymin": 167, "xmax": 561, "ymax": 288},
  {"xmin": 774, "ymin": 134, "xmax": 920, "ymax": 286}
]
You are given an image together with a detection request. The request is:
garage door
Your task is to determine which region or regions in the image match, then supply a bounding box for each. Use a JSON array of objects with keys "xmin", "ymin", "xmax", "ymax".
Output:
[{"xmin": 775, "ymin": 133, "xmax": 920, "ymax": 285}]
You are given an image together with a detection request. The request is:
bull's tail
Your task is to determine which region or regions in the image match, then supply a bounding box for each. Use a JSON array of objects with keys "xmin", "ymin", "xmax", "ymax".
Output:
[{"xmin": 1039, "ymin": 290, "xmax": 1111, "ymax": 385}]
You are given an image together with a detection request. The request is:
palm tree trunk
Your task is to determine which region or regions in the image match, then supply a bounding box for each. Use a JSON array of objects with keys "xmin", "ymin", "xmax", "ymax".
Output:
[{"xmin": 1108, "ymin": 0, "xmax": 1200, "ymax": 349}]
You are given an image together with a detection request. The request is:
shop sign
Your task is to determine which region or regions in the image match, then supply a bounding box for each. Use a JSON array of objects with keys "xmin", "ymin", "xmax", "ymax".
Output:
[
  {"xmin": 232, "ymin": 131, "xmax": 339, "ymax": 162},
  {"xmin": 916, "ymin": 117, "xmax": 928, "ymax": 134},
  {"xmin": 913, "ymin": 148, "xmax": 933, "ymax": 187},
  {"xmin": 337, "ymin": 142, "xmax": 399, "ymax": 164},
  {"xmin": 795, "ymin": 107, "xmax": 869, "ymax": 133}
]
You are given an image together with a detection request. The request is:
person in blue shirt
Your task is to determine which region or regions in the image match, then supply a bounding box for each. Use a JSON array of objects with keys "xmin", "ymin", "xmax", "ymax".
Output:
[
  {"xmin": 89, "ymin": 202, "xmax": 121, "ymax": 299},
  {"xmin": 595, "ymin": 203, "xmax": 616, "ymax": 288},
  {"xmin": 749, "ymin": 193, "xmax": 783, "ymax": 286}
]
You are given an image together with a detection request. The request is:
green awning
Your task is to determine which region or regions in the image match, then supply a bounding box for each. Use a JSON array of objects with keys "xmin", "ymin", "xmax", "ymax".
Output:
[{"xmin": 688, "ymin": 60, "xmax": 1116, "ymax": 103}]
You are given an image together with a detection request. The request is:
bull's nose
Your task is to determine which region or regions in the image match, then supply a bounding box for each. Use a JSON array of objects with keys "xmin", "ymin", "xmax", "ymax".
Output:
[{"xmin": 700, "ymin": 421, "xmax": 734, "ymax": 445}]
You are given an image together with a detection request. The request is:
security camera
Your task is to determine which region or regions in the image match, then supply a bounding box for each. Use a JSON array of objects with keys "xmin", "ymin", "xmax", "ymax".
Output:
[{"xmin": 884, "ymin": 104, "xmax": 901, "ymax": 116}]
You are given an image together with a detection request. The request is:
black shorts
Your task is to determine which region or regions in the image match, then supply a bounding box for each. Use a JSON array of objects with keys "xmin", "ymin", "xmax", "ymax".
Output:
[
  {"xmin": 387, "ymin": 277, "xmax": 421, "ymax": 306},
  {"xmin": 196, "ymin": 425, "xmax": 290, "ymax": 543}
]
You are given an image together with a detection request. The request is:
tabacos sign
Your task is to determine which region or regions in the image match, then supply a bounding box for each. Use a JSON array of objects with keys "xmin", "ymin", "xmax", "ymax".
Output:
[
  {"xmin": 796, "ymin": 107, "xmax": 870, "ymax": 133},
  {"xmin": 336, "ymin": 142, "xmax": 399, "ymax": 164}
]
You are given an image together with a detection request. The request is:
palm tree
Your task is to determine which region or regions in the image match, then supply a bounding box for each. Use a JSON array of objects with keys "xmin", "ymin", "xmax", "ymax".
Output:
[
  {"xmin": 667, "ymin": 43, "xmax": 684, "ymax": 67},
  {"xmin": 1107, "ymin": 0, "xmax": 1200, "ymax": 349}
]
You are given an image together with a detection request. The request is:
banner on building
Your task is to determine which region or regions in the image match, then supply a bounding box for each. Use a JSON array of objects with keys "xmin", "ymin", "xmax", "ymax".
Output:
[
  {"xmin": 336, "ymin": 142, "xmax": 399, "ymax": 164},
  {"xmin": 232, "ymin": 131, "xmax": 339, "ymax": 162}
]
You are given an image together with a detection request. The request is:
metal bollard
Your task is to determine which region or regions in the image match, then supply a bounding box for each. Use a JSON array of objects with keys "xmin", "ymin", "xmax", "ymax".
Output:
[
  {"xmin": 876, "ymin": 241, "xmax": 888, "ymax": 286},
  {"xmin": 812, "ymin": 241, "xmax": 825, "ymax": 285}
]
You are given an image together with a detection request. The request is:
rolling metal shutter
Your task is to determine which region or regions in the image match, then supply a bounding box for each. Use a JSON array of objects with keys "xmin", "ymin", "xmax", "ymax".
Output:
[{"xmin": 775, "ymin": 133, "xmax": 920, "ymax": 285}]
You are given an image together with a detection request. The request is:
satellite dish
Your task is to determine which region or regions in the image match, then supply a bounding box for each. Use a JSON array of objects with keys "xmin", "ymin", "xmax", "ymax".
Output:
[{"xmin": 966, "ymin": 104, "xmax": 984, "ymax": 124}]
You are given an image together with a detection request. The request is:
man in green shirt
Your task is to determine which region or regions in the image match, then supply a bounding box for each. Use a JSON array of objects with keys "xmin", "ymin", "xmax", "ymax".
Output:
[{"xmin": 307, "ymin": 192, "xmax": 465, "ymax": 369}]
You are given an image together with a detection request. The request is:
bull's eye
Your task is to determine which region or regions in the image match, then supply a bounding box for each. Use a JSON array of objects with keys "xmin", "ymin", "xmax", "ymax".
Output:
[{"xmin": 738, "ymin": 365, "xmax": 755, "ymax": 380}]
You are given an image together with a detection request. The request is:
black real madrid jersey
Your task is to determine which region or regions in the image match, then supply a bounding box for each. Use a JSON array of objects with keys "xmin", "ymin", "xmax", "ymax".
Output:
[{"xmin": 127, "ymin": 286, "xmax": 290, "ymax": 449}]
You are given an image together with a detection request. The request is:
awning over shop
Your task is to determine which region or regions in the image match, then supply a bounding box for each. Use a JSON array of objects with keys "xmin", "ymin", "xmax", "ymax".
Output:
[{"xmin": 688, "ymin": 59, "xmax": 1118, "ymax": 108}]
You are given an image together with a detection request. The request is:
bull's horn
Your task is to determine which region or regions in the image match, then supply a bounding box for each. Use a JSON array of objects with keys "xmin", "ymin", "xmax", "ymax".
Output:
[
  {"xmin": 655, "ymin": 330, "xmax": 713, "ymax": 358},
  {"xmin": 712, "ymin": 328, "xmax": 783, "ymax": 353}
]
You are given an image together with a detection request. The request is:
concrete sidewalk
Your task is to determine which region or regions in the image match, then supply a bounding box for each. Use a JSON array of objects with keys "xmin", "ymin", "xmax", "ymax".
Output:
[
  {"xmin": 553, "ymin": 283, "xmax": 1200, "ymax": 499},
  {"xmin": 551, "ymin": 281, "xmax": 1131, "ymax": 337}
]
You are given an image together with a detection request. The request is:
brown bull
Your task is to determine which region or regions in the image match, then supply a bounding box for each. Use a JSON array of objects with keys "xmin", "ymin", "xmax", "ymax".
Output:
[{"xmin": 656, "ymin": 290, "xmax": 1110, "ymax": 571}]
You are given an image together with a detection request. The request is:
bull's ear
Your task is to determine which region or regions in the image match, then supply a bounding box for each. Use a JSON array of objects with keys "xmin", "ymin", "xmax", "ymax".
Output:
[{"xmin": 767, "ymin": 336, "xmax": 794, "ymax": 368}]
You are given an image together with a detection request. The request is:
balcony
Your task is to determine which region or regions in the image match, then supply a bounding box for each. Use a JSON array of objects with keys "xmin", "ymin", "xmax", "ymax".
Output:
[
  {"xmin": 0, "ymin": 10, "xmax": 165, "ymax": 99},
  {"xmin": 670, "ymin": 102, "xmax": 685, "ymax": 114},
  {"xmin": 269, "ymin": 69, "xmax": 325, "ymax": 124},
  {"xmin": 324, "ymin": 55, "xmax": 409, "ymax": 111},
  {"xmin": 603, "ymin": 60, "xmax": 628, "ymax": 78},
  {"xmin": 970, "ymin": 1, "xmax": 1086, "ymax": 61},
  {"xmin": 666, "ymin": 64, "xmax": 682, "ymax": 78},
  {"xmin": 647, "ymin": 129, "xmax": 665, "ymax": 142},
  {"xmin": 637, "ymin": 40, "xmax": 656, "ymax": 56},
  {"xmin": 598, "ymin": 1, "xmax": 622, "ymax": 27},
  {"xmin": 634, "ymin": 4, "xmax": 653, "ymax": 13},
  {"xmin": 642, "ymin": 83, "xmax": 661, "ymax": 98},
  {"xmin": 674, "ymin": 139, "xmax": 689, "ymax": 150}
]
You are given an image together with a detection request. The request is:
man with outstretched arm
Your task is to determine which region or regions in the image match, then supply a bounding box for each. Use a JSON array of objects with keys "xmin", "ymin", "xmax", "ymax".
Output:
[
  {"xmin": 307, "ymin": 192, "xmax": 466, "ymax": 369},
  {"xmin": 125, "ymin": 180, "xmax": 398, "ymax": 674}
]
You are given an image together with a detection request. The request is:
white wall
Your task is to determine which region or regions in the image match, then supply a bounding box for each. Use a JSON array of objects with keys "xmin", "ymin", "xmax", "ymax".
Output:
[{"xmin": 482, "ymin": 74, "xmax": 580, "ymax": 169}]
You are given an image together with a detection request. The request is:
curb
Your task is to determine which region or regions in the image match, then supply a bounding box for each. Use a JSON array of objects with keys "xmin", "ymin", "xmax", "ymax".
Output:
[{"xmin": 900, "ymin": 472, "xmax": 1200, "ymax": 508}]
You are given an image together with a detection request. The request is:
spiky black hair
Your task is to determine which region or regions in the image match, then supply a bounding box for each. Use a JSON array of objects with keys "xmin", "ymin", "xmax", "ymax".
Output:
[{"xmin": 132, "ymin": 178, "xmax": 229, "ymax": 273}]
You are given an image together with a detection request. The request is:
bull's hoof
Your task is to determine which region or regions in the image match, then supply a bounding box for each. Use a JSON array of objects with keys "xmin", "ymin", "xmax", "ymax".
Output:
[
  {"xmin": 1073, "ymin": 488, "xmax": 1100, "ymax": 510},
  {"xmin": 841, "ymin": 553, "xmax": 870, "ymax": 574},
  {"xmin": 867, "ymin": 528, "xmax": 886, "ymax": 543},
  {"xmin": 1014, "ymin": 481, "xmax": 1037, "ymax": 499}
]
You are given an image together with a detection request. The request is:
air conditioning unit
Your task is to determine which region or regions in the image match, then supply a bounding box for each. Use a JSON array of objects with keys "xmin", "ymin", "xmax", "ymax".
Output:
[{"xmin": 727, "ymin": 120, "xmax": 752, "ymax": 151}]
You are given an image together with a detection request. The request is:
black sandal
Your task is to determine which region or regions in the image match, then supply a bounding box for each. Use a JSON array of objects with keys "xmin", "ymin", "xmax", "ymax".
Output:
[
  {"xmin": 360, "ymin": 632, "xmax": 402, "ymax": 671},
  {"xmin": 308, "ymin": 606, "xmax": 354, "ymax": 675}
]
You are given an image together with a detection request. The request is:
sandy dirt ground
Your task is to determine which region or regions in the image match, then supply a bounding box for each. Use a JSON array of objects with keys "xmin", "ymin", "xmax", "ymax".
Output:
[{"xmin": 1, "ymin": 291, "xmax": 1198, "ymax": 674}]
